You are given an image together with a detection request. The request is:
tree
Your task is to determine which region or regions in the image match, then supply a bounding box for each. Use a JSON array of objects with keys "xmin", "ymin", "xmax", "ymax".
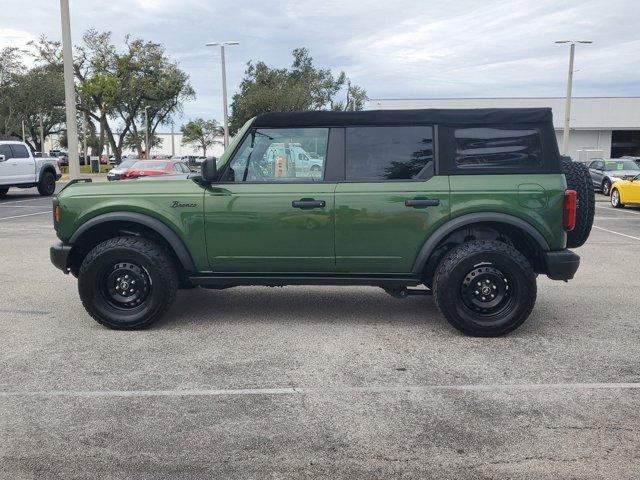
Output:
[
  {"xmin": 180, "ymin": 119, "xmax": 223, "ymax": 156},
  {"xmin": 0, "ymin": 48, "xmax": 66, "ymax": 151},
  {"xmin": 229, "ymin": 48, "xmax": 367, "ymax": 134},
  {"xmin": 123, "ymin": 129, "xmax": 163, "ymax": 153},
  {"xmin": 31, "ymin": 30, "xmax": 195, "ymax": 160}
]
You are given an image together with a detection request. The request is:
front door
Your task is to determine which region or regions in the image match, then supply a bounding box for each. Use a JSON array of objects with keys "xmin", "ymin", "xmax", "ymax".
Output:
[
  {"xmin": 205, "ymin": 127, "xmax": 336, "ymax": 273},
  {"xmin": 335, "ymin": 125, "xmax": 450, "ymax": 273}
]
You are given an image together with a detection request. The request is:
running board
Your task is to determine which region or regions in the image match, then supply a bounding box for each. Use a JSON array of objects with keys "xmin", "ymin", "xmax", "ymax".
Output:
[{"xmin": 189, "ymin": 274, "xmax": 422, "ymax": 288}]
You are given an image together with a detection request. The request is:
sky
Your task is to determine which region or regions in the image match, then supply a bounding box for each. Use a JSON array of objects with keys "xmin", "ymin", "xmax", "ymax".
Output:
[{"xmin": 1, "ymin": 0, "xmax": 639, "ymax": 127}]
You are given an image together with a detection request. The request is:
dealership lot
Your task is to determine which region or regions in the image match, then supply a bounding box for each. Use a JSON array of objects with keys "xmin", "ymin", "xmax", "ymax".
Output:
[{"xmin": 1, "ymin": 187, "xmax": 639, "ymax": 478}]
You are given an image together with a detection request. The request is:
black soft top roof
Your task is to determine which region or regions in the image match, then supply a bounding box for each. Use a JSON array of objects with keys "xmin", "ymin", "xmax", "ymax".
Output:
[{"xmin": 252, "ymin": 108, "xmax": 553, "ymax": 128}]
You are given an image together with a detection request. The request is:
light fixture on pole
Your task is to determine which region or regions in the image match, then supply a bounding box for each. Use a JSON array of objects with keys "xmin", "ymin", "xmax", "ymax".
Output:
[
  {"xmin": 59, "ymin": 0, "xmax": 80, "ymax": 179},
  {"xmin": 555, "ymin": 40, "xmax": 593, "ymax": 155},
  {"xmin": 205, "ymin": 41, "xmax": 239, "ymax": 149},
  {"xmin": 144, "ymin": 106, "xmax": 151, "ymax": 159}
]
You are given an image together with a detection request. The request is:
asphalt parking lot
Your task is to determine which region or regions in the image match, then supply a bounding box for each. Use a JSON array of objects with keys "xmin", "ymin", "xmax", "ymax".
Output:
[{"xmin": 1, "ymin": 186, "xmax": 639, "ymax": 479}]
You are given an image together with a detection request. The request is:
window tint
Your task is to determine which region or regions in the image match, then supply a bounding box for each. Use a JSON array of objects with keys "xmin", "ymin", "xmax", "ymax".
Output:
[
  {"xmin": 172, "ymin": 163, "xmax": 182, "ymax": 173},
  {"xmin": 9, "ymin": 144, "xmax": 29, "ymax": 159},
  {"xmin": 346, "ymin": 126, "xmax": 433, "ymax": 181},
  {"xmin": 589, "ymin": 160, "xmax": 603, "ymax": 169},
  {"xmin": 454, "ymin": 127, "xmax": 542, "ymax": 169},
  {"xmin": 227, "ymin": 128, "xmax": 328, "ymax": 182},
  {"xmin": 0, "ymin": 144, "xmax": 12, "ymax": 159}
]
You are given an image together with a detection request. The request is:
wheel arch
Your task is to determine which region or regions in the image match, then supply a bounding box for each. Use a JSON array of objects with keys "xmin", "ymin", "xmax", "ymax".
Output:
[
  {"xmin": 412, "ymin": 213, "xmax": 550, "ymax": 282},
  {"xmin": 38, "ymin": 165, "xmax": 57, "ymax": 182},
  {"xmin": 68, "ymin": 212, "xmax": 196, "ymax": 275}
]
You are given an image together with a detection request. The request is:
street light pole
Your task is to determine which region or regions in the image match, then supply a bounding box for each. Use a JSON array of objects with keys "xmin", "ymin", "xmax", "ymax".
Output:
[
  {"xmin": 59, "ymin": 0, "xmax": 80, "ymax": 179},
  {"xmin": 145, "ymin": 106, "xmax": 151, "ymax": 159},
  {"xmin": 205, "ymin": 41, "xmax": 239, "ymax": 149},
  {"xmin": 555, "ymin": 40, "xmax": 593, "ymax": 156}
]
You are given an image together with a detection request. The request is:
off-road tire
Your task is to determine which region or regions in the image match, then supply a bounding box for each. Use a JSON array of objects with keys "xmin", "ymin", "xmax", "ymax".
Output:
[
  {"xmin": 0, "ymin": 187, "xmax": 8, "ymax": 197},
  {"xmin": 37, "ymin": 171, "xmax": 56, "ymax": 196},
  {"xmin": 562, "ymin": 158, "xmax": 595, "ymax": 248},
  {"xmin": 611, "ymin": 188, "xmax": 625, "ymax": 208},
  {"xmin": 78, "ymin": 236, "xmax": 179, "ymax": 329},
  {"xmin": 433, "ymin": 240, "xmax": 537, "ymax": 337}
]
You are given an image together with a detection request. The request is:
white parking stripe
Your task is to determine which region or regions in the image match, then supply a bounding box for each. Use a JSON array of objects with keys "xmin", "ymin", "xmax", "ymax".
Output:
[
  {"xmin": 1, "ymin": 382, "xmax": 640, "ymax": 398},
  {"xmin": 0, "ymin": 205, "xmax": 52, "ymax": 208},
  {"xmin": 593, "ymin": 225, "xmax": 640, "ymax": 241},
  {"xmin": 596, "ymin": 204, "xmax": 640, "ymax": 215},
  {"xmin": 0, "ymin": 211, "xmax": 50, "ymax": 221},
  {"xmin": 0, "ymin": 197, "xmax": 51, "ymax": 205}
]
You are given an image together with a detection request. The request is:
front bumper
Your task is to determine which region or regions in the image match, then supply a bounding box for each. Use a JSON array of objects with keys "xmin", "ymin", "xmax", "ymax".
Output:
[
  {"xmin": 544, "ymin": 250, "xmax": 580, "ymax": 281},
  {"xmin": 50, "ymin": 242, "xmax": 72, "ymax": 273}
]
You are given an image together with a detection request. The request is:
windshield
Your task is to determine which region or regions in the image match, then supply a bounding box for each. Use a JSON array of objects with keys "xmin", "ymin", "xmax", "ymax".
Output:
[
  {"xmin": 604, "ymin": 160, "xmax": 640, "ymax": 171},
  {"xmin": 131, "ymin": 161, "xmax": 169, "ymax": 170},
  {"xmin": 117, "ymin": 159, "xmax": 137, "ymax": 169}
]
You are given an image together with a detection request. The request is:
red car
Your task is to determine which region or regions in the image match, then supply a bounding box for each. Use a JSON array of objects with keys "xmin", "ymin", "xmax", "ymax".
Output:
[{"xmin": 118, "ymin": 159, "xmax": 191, "ymax": 180}]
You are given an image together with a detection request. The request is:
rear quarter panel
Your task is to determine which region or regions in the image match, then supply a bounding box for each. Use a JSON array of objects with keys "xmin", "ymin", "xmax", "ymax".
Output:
[{"xmin": 449, "ymin": 174, "xmax": 567, "ymax": 250}]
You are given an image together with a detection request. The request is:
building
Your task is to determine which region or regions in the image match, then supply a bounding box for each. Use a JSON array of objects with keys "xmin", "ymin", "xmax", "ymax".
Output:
[{"xmin": 367, "ymin": 97, "xmax": 640, "ymax": 162}]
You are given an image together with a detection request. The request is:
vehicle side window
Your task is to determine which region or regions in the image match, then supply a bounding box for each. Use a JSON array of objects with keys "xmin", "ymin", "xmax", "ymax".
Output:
[
  {"xmin": 454, "ymin": 127, "xmax": 542, "ymax": 169},
  {"xmin": 173, "ymin": 164, "xmax": 182, "ymax": 173},
  {"xmin": 9, "ymin": 144, "xmax": 29, "ymax": 158},
  {"xmin": 181, "ymin": 163, "xmax": 190, "ymax": 173},
  {"xmin": 225, "ymin": 128, "xmax": 328, "ymax": 182},
  {"xmin": 345, "ymin": 126, "xmax": 434, "ymax": 181},
  {"xmin": 590, "ymin": 160, "xmax": 603, "ymax": 170},
  {"xmin": 0, "ymin": 145, "xmax": 12, "ymax": 159}
]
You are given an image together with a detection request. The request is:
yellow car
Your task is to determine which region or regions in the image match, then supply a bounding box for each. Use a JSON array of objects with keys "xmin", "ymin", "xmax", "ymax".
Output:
[{"xmin": 611, "ymin": 174, "xmax": 640, "ymax": 208}]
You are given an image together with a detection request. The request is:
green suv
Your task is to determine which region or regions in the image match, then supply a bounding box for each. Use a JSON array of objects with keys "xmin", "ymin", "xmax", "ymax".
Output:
[{"xmin": 50, "ymin": 109, "xmax": 594, "ymax": 336}]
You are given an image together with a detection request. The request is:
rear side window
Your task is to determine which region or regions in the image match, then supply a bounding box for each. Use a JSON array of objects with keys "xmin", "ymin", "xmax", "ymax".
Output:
[
  {"xmin": 9, "ymin": 144, "xmax": 29, "ymax": 158},
  {"xmin": 346, "ymin": 126, "xmax": 434, "ymax": 181},
  {"xmin": 454, "ymin": 127, "xmax": 542, "ymax": 169}
]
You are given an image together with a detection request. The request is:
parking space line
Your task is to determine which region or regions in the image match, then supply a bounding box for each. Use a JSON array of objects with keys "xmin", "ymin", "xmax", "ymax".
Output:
[
  {"xmin": 0, "ymin": 198, "xmax": 51, "ymax": 205},
  {"xmin": 0, "ymin": 205, "xmax": 52, "ymax": 208},
  {"xmin": 593, "ymin": 225, "xmax": 640, "ymax": 241},
  {"xmin": 595, "ymin": 204, "xmax": 640, "ymax": 216},
  {"xmin": 2, "ymin": 382, "xmax": 640, "ymax": 398},
  {"xmin": 0, "ymin": 211, "xmax": 51, "ymax": 221}
]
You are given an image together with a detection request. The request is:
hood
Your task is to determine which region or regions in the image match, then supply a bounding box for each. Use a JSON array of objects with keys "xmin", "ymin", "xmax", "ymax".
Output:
[{"xmin": 607, "ymin": 170, "xmax": 640, "ymax": 179}]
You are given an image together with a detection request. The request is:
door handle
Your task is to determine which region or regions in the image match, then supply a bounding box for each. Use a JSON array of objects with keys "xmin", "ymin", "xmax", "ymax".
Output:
[
  {"xmin": 292, "ymin": 199, "xmax": 326, "ymax": 209},
  {"xmin": 405, "ymin": 198, "xmax": 440, "ymax": 208}
]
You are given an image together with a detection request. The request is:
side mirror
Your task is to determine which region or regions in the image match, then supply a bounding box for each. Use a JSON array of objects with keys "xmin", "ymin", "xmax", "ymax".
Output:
[
  {"xmin": 0, "ymin": 154, "xmax": 5, "ymax": 162},
  {"xmin": 201, "ymin": 156, "xmax": 218, "ymax": 183}
]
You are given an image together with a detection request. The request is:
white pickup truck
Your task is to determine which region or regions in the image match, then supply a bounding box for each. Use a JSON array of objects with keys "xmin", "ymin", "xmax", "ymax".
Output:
[{"xmin": 0, "ymin": 141, "xmax": 62, "ymax": 197}]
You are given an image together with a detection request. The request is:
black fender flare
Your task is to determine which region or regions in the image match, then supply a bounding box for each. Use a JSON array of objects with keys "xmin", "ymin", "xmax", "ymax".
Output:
[
  {"xmin": 69, "ymin": 212, "xmax": 197, "ymax": 272},
  {"xmin": 411, "ymin": 212, "xmax": 550, "ymax": 274}
]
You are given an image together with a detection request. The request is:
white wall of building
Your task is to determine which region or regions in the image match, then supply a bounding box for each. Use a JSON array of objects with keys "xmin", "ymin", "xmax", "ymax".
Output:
[{"xmin": 368, "ymin": 97, "xmax": 640, "ymax": 161}]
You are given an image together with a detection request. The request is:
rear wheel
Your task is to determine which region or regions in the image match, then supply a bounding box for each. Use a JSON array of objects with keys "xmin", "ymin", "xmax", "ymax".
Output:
[
  {"xmin": 37, "ymin": 171, "xmax": 56, "ymax": 196},
  {"xmin": 78, "ymin": 236, "xmax": 178, "ymax": 329},
  {"xmin": 562, "ymin": 158, "xmax": 595, "ymax": 248},
  {"xmin": 433, "ymin": 240, "xmax": 537, "ymax": 337},
  {"xmin": 611, "ymin": 188, "xmax": 625, "ymax": 208},
  {"xmin": 0, "ymin": 187, "xmax": 8, "ymax": 197}
]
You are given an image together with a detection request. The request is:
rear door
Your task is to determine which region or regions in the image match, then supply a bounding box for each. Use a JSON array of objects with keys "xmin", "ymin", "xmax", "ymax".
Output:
[
  {"xmin": 0, "ymin": 144, "xmax": 14, "ymax": 184},
  {"xmin": 334, "ymin": 126, "xmax": 450, "ymax": 273},
  {"xmin": 10, "ymin": 144, "xmax": 35, "ymax": 182},
  {"xmin": 204, "ymin": 127, "xmax": 337, "ymax": 272},
  {"xmin": 589, "ymin": 160, "xmax": 604, "ymax": 187}
]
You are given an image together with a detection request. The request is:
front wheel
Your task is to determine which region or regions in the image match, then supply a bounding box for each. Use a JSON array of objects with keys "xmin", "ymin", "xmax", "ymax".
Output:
[
  {"xmin": 78, "ymin": 236, "xmax": 179, "ymax": 329},
  {"xmin": 602, "ymin": 179, "xmax": 611, "ymax": 196},
  {"xmin": 37, "ymin": 171, "xmax": 56, "ymax": 196},
  {"xmin": 433, "ymin": 240, "xmax": 537, "ymax": 337},
  {"xmin": 611, "ymin": 188, "xmax": 625, "ymax": 208}
]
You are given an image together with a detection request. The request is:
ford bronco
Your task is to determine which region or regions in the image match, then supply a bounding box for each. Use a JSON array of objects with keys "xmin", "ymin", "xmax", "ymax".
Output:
[{"xmin": 50, "ymin": 109, "xmax": 594, "ymax": 336}]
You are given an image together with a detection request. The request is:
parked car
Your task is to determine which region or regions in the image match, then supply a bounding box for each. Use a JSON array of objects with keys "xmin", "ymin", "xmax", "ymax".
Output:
[
  {"xmin": 610, "ymin": 173, "xmax": 640, "ymax": 208},
  {"xmin": 588, "ymin": 159, "xmax": 640, "ymax": 195},
  {"xmin": 620, "ymin": 156, "xmax": 640, "ymax": 167},
  {"xmin": 115, "ymin": 159, "xmax": 191, "ymax": 180},
  {"xmin": 106, "ymin": 158, "xmax": 138, "ymax": 181},
  {"xmin": 0, "ymin": 141, "xmax": 61, "ymax": 197},
  {"xmin": 50, "ymin": 108, "xmax": 594, "ymax": 336}
]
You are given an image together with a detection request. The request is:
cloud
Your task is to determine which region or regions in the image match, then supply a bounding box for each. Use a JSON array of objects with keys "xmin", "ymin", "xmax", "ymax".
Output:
[{"xmin": 1, "ymin": 0, "xmax": 639, "ymax": 122}]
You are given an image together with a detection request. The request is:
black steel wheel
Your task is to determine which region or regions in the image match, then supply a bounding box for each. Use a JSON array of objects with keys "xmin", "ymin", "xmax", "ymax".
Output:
[
  {"xmin": 433, "ymin": 240, "xmax": 536, "ymax": 336},
  {"xmin": 79, "ymin": 236, "xmax": 178, "ymax": 329}
]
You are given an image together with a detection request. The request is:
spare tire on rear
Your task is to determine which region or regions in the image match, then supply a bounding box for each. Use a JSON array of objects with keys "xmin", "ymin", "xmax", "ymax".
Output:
[{"xmin": 562, "ymin": 157, "xmax": 595, "ymax": 248}]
